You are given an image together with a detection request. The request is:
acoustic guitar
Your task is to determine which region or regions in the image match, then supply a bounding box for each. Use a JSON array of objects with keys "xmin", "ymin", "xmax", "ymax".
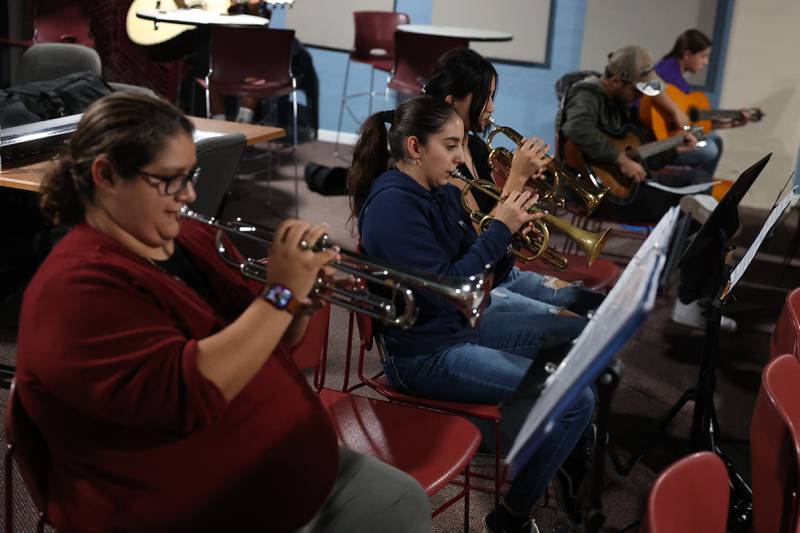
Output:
[
  {"xmin": 639, "ymin": 83, "xmax": 764, "ymax": 140},
  {"xmin": 126, "ymin": 0, "xmax": 294, "ymax": 46},
  {"xmin": 562, "ymin": 125, "xmax": 704, "ymax": 204}
]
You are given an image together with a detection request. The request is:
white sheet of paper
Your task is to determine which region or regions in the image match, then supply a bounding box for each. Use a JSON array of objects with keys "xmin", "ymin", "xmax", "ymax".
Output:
[
  {"xmin": 722, "ymin": 186, "xmax": 798, "ymax": 299},
  {"xmin": 507, "ymin": 207, "xmax": 679, "ymax": 465},
  {"xmin": 645, "ymin": 180, "xmax": 717, "ymax": 195}
]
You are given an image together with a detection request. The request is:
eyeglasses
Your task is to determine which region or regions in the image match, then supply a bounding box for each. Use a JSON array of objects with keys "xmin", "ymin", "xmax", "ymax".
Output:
[{"xmin": 138, "ymin": 166, "xmax": 201, "ymax": 195}]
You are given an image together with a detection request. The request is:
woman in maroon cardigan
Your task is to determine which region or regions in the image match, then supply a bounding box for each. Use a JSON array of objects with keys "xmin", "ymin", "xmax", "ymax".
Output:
[{"xmin": 15, "ymin": 92, "xmax": 430, "ymax": 533}]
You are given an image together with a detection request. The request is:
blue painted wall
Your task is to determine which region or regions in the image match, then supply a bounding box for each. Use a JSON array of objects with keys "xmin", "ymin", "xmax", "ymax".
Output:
[{"xmin": 272, "ymin": 0, "xmax": 733, "ymax": 148}]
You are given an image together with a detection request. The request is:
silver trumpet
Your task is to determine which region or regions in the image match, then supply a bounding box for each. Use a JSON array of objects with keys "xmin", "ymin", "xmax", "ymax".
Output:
[{"xmin": 180, "ymin": 208, "xmax": 491, "ymax": 328}]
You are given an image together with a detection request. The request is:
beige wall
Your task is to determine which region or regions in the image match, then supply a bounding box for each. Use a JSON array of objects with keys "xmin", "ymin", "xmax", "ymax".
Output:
[
  {"xmin": 580, "ymin": 0, "xmax": 717, "ymax": 86},
  {"xmin": 716, "ymin": 0, "xmax": 800, "ymax": 208}
]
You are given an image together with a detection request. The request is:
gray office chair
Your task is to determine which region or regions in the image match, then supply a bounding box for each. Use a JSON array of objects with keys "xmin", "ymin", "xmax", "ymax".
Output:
[
  {"xmin": 190, "ymin": 132, "xmax": 247, "ymax": 218},
  {"xmin": 13, "ymin": 42, "xmax": 101, "ymax": 85},
  {"xmin": 13, "ymin": 42, "xmax": 154, "ymax": 95}
]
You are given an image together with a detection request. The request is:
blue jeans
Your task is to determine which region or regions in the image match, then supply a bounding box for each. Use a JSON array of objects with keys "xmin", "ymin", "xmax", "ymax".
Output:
[
  {"xmin": 491, "ymin": 267, "xmax": 606, "ymax": 317},
  {"xmin": 673, "ymin": 131, "xmax": 723, "ymax": 177},
  {"xmin": 383, "ymin": 308, "xmax": 593, "ymax": 512}
]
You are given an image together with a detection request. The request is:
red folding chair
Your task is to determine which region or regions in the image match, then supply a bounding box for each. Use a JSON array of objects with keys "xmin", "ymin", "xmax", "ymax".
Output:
[
  {"xmin": 387, "ymin": 31, "xmax": 468, "ymax": 96},
  {"xmin": 344, "ymin": 311, "xmax": 509, "ymax": 509},
  {"xmin": 4, "ymin": 381, "xmax": 51, "ymax": 533},
  {"xmin": 641, "ymin": 451, "xmax": 729, "ymax": 533},
  {"xmin": 750, "ymin": 354, "xmax": 800, "ymax": 533},
  {"xmin": 334, "ymin": 11, "xmax": 410, "ymax": 152},
  {"xmin": 291, "ymin": 306, "xmax": 482, "ymax": 531},
  {"xmin": 770, "ymin": 288, "xmax": 800, "ymax": 362}
]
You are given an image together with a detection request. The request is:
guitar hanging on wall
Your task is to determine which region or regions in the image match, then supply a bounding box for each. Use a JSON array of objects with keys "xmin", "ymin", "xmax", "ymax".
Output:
[{"xmin": 126, "ymin": 0, "xmax": 295, "ymax": 46}]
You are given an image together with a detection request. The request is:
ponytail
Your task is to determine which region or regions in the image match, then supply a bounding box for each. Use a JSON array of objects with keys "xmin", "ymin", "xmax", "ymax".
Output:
[{"xmin": 347, "ymin": 97, "xmax": 457, "ymax": 227}]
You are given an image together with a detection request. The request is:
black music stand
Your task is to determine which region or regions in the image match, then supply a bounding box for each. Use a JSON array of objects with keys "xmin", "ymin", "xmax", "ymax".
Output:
[
  {"xmin": 503, "ymin": 207, "xmax": 679, "ymax": 533},
  {"xmin": 609, "ymin": 153, "xmax": 774, "ymax": 526}
]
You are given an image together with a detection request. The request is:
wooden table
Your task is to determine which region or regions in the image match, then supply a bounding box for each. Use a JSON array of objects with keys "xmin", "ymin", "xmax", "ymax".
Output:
[{"xmin": 0, "ymin": 118, "xmax": 284, "ymax": 193}]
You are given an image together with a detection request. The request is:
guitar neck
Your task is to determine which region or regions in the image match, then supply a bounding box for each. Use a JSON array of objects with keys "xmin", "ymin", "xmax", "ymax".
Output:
[
  {"xmin": 634, "ymin": 134, "xmax": 686, "ymax": 160},
  {"xmin": 695, "ymin": 109, "xmax": 743, "ymax": 121}
]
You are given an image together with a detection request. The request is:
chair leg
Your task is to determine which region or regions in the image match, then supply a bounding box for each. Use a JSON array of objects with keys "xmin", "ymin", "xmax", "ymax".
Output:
[
  {"xmin": 463, "ymin": 464, "xmax": 471, "ymax": 533},
  {"xmin": 291, "ymin": 80, "xmax": 299, "ymax": 218},
  {"xmin": 495, "ymin": 421, "xmax": 502, "ymax": 510},
  {"xmin": 5, "ymin": 445, "xmax": 13, "ymax": 533},
  {"xmin": 368, "ymin": 66, "xmax": 375, "ymax": 116},
  {"xmin": 334, "ymin": 58, "xmax": 352, "ymax": 155}
]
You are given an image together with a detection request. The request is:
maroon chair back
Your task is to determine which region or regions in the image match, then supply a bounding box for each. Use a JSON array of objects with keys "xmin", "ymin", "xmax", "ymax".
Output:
[
  {"xmin": 289, "ymin": 306, "xmax": 331, "ymax": 370},
  {"xmin": 388, "ymin": 31, "xmax": 468, "ymax": 95},
  {"xmin": 751, "ymin": 354, "xmax": 800, "ymax": 533},
  {"xmin": 4, "ymin": 382, "xmax": 50, "ymax": 533},
  {"xmin": 642, "ymin": 451, "xmax": 729, "ymax": 533},
  {"xmin": 209, "ymin": 27, "xmax": 295, "ymax": 97},
  {"xmin": 33, "ymin": 0, "xmax": 94, "ymax": 47},
  {"xmin": 351, "ymin": 11, "xmax": 409, "ymax": 71},
  {"xmin": 770, "ymin": 288, "xmax": 800, "ymax": 362}
]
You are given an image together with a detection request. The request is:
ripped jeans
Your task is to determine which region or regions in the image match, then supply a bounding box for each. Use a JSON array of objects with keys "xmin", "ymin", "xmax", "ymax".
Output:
[
  {"xmin": 490, "ymin": 267, "xmax": 606, "ymax": 316},
  {"xmin": 383, "ymin": 308, "xmax": 593, "ymax": 512}
]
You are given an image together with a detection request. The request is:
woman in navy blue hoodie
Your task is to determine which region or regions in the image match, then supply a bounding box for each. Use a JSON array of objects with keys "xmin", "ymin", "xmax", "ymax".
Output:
[{"xmin": 349, "ymin": 95, "xmax": 594, "ymax": 533}]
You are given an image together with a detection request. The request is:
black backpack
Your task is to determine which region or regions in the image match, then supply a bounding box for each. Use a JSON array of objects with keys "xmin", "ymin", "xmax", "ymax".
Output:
[{"xmin": 5, "ymin": 70, "xmax": 112, "ymax": 122}]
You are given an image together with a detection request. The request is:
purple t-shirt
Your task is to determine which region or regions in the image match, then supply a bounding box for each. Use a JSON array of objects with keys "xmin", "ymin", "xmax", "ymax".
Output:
[{"xmin": 655, "ymin": 57, "xmax": 690, "ymax": 94}]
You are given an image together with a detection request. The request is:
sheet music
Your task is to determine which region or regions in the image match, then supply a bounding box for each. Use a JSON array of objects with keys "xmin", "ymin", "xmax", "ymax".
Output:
[
  {"xmin": 507, "ymin": 207, "xmax": 679, "ymax": 469},
  {"xmin": 721, "ymin": 186, "xmax": 798, "ymax": 300},
  {"xmin": 645, "ymin": 180, "xmax": 717, "ymax": 195}
]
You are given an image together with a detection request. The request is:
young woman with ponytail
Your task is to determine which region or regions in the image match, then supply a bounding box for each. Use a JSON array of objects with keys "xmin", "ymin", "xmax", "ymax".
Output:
[
  {"xmin": 423, "ymin": 48, "xmax": 605, "ymax": 320},
  {"xmin": 349, "ymin": 94, "xmax": 594, "ymax": 533}
]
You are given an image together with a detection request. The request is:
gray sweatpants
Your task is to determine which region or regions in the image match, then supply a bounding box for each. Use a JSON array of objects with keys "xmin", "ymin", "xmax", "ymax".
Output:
[{"xmin": 294, "ymin": 447, "xmax": 432, "ymax": 533}]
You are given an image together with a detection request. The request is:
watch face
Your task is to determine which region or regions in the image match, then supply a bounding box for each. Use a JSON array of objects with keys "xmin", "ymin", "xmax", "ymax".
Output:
[{"xmin": 265, "ymin": 284, "xmax": 293, "ymax": 309}]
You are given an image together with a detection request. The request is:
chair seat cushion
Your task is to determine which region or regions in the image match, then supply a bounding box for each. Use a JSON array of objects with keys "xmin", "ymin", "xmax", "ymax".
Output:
[
  {"xmin": 351, "ymin": 54, "xmax": 395, "ymax": 73},
  {"xmin": 369, "ymin": 375, "xmax": 502, "ymax": 420},
  {"xmin": 209, "ymin": 79, "xmax": 294, "ymax": 98},
  {"xmin": 320, "ymin": 389, "xmax": 481, "ymax": 495},
  {"xmin": 516, "ymin": 255, "xmax": 620, "ymax": 292}
]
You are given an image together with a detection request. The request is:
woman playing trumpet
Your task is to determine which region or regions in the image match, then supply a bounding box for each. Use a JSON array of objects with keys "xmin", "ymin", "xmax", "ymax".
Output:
[
  {"xmin": 15, "ymin": 92, "xmax": 431, "ymax": 533},
  {"xmin": 424, "ymin": 48, "xmax": 605, "ymax": 320},
  {"xmin": 349, "ymin": 95, "xmax": 594, "ymax": 533}
]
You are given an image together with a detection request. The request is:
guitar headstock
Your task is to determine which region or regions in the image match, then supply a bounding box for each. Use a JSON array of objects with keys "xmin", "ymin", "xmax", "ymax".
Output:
[{"xmin": 745, "ymin": 108, "xmax": 765, "ymax": 122}]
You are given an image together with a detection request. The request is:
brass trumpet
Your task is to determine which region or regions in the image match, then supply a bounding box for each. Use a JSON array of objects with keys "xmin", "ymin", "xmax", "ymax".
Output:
[
  {"xmin": 450, "ymin": 169, "xmax": 610, "ymax": 270},
  {"xmin": 180, "ymin": 208, "xmax": 491, "ymax": 328},
  {"xmin": 486, "ymin": 116, "xmax": 610, "ymax": 215}
]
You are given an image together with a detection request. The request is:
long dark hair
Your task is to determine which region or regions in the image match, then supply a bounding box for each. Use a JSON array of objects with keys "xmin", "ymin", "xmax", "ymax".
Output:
[
  {"xmin": 663, "ymin": 29, "xmax": 712, "ymax": 60},
  {"xmin": 423, "ymin": 48, "xmax": 497, "ymax": 134},
  {"xmin": 347, "ymin": 95, "xmax": 458, "ymax": 223},
  {"xmin": 40, "ymin": 92, "xmax": 194, "ymax": 226}
]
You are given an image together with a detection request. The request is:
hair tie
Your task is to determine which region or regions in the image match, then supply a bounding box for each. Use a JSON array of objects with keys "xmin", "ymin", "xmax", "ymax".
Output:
[{"xmin": 381, "ymin": 110, "xmax": 395, "ymax": 125}]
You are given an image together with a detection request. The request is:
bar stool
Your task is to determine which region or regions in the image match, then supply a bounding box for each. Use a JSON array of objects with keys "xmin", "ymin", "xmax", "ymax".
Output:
[{"xmin": 334, "ymin": 11, "xmax": 409, "ymax": 154}]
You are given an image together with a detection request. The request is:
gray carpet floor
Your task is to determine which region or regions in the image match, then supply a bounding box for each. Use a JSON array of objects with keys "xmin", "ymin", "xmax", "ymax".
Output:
[{"xmin": 1, "ymin": 137, "xmax": 796, "ymax": 532}]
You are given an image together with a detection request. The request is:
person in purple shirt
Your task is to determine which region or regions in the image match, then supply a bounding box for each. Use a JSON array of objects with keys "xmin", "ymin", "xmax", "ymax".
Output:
[{"xmin": 655, "ymin": 30, "xmax": 722, "ymax": 176}]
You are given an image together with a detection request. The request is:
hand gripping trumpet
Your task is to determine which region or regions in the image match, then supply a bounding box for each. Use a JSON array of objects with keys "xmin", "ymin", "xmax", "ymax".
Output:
[
  {"xmin": 449, "ymin": 169, "xmax": 610, "ymax": 270},
  {"xmin": 486, "ymin": 116, "xmax": 610, "ymax": 215},
  {"xmin": 180, "ymin": 207, "xmax": 492, "ymax": 328}
]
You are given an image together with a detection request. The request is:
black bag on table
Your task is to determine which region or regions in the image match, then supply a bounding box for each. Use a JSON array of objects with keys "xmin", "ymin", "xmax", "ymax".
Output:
[{"xmin": 5, "ymin": 71, "xmax": 112, "ymax": 122}]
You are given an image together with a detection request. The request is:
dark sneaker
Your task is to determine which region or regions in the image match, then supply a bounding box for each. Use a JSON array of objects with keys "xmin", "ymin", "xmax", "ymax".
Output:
[{"xmin": 481, "ymin": 507, "xmax": 540, "ymax": 533}]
